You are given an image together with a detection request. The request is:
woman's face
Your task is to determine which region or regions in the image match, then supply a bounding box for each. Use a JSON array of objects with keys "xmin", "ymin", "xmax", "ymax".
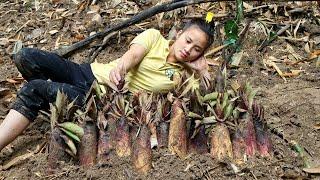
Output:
[{"xmin": 171, "ymin": 25, "xmax": 208, "ymax": 63}]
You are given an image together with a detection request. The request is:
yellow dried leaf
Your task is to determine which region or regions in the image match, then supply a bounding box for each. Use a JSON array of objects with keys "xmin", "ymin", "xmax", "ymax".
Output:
[
  {"xmin": 309, "ymin": 49, "xmax": 320, "ymax": 60},
  {"xmin": 282, "ymin": 70, "xmax": 304, "ymax": 77},
  {"xmin": 74, "ymin": 33, "xmax": 85, "ymax": 40},
  {"xmin": 263, "ymin": 56, "xmax": 286, "ymax": 81},
  {"xmin": 6, "ymin": 78, "xmax": 23, "ymax": 84},
  {"xmin": 230, "ymin": 80, "xmax": 240, "ymax": 91},
  {"xmin": 270, "ymin": 61, "xmax": 286, "ymax": 81},
  {"xmin": 77, "ymin": 0, "xmax": 88, "ymax": 12}
]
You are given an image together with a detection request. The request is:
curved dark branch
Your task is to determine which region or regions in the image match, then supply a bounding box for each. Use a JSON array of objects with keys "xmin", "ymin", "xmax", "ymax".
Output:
[{"xmin": 54, "ymin": 0, "xmax": 229, "ymax": 57}]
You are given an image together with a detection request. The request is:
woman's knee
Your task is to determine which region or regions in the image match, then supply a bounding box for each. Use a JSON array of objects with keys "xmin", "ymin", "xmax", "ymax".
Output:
[
  {"xmin": 18, "ymin": 79, "xmax": 46, "ymax": 101},
  {"xmin": 13, "ymin": 48, "xmax": 32, "ymax": 66},
  {"xmin": 20, "ymin": 80, "xmax": 86, "ymax": 105},
  {"xmin": 13, "ymin": 79, "xmax": 48, "ymax": 121},
  {"xmin": 13, "ymin": 48, "xmax": 43, "ymax": 80}
]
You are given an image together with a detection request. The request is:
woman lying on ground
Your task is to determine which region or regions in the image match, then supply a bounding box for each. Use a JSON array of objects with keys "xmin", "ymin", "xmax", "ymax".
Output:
[{"xmin": 0, "ymin": 17, "xmax": 215, "ymax": 152}]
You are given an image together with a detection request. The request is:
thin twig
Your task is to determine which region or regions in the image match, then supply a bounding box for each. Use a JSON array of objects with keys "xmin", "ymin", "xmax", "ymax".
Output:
[
  {"xmin": 250, "ymin": 170, "xmax": 258, "ymax": 180},
  {"xmin": 91, "ymin": 0, "xmax": 97, "ymax": 5},
  {"xmin": 205, "ymin": 44, "xmax": 229, "ymax": 58},
  {"xmin": 278, "ymin": 36, "xmax": 310, "ymax": 42}
]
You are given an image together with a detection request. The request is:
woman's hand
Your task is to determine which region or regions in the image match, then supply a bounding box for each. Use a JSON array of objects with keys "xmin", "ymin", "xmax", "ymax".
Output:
[
  {"xmin": 109, "ymin": 43, "xmax": 147, "ymax": 86},
  {"xmin": 184, "ymin": 56, "xmax": 211, "ymax": 89},
  {"xmin": 109, "ymin": 66, "xmax": 125, "ymax": 86},
  {"xmin": 185, "ymin": 55, "xmax": 209, "ymax": 75}
]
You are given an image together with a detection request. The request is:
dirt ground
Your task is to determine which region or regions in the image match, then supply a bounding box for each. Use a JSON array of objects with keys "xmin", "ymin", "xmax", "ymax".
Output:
[{"xmin": 0, "ymin": 1, "xmax": 320, "ymax": 179}]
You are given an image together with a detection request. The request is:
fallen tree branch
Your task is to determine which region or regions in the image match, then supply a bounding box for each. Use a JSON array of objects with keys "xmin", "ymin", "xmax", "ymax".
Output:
[
  {"xmin": 204, "ymin": 44, "xmax": 229, "ymax": 58},
  {"xmin": 54, "ymin": 0, "xmax": 230, "ymax": 57}
]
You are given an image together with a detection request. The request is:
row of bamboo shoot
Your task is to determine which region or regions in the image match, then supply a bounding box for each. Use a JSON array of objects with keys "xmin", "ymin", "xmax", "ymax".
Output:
[{"xmin": 48, "ymin": 72, "xmax": 272, "ymax": 175}]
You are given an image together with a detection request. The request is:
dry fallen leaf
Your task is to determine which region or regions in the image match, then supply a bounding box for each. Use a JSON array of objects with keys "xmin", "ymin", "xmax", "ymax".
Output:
[
  {"xmin": 286, "ymin": 44, "xmax": 304, "ymax": 61},
  {"xmin": 12, "ymin": 40, "xmax": 22, "ymax": 55},
  {"xmin": 27, "ymin": 28, "xmax": 44, "ymax": 40},
  {"xmin": 55, "ymin": 8, "xmax": 67, "ymax": 13},
  {"xmin": 314, "ymin": 123, "xmax": 320, "ymax": 130},
  {"xmin": 230, "ymin": 50, "xmax": 244, "ymax": 67},
  {"xmin": 6, "ymin": 77, "xmax": 24, "ymax": 84},
  {"xmin": 282, "ymin": 70, "xmax": 304, "ymax": 77},
  {"xmin": 243, "ymin": 2, "xmax": 253, "ymax": 10},
  {"xmin": 89, "ymin": 5, "xmax": 100, "ymax": 13},
  {"xmin": 316, "ymin": 57, "xmax": 320, "ymax": 68},
  {"xmin": 219, "ymin": 2, "xmax": 226, "ymax": 13},
  {"xmin": 309, "ymin": 49, "xmax": 320, "ymax": 60},
  {"xmin": 230, "ymin": 80, "xmax": 240, "ymax": 91},
  {"xmin": 0, "ymin": 88, "xmax": 11, "ymax": 97},
  {"xmin": 44, "ymin": 11, "xmax": 55, "ymax": 19},
  {"xmin": 303, "ymin": 166, "xmax": 320, "ymax": 174},
  {"xmin": 92, "ymin": 14, "xmax": 102, "ymax": 25},
  {"xmin": 52, "ymin": 0, "xmax": 63, "ymax": 4},
  {"xmin": 34, "ymin": 0, "xmax": 40, "ymax": 11},
  {"xmin": 304, "ymin": 42, "xmax": 310, "ymax": 54},
  {"xmin": 109, "ymin": 0, "xmax": 122, "ymax": 8},
  {"xmin": 49, "ymin": 30, "xmax": 59, "ymax": 35},
  {"xmin": 0, "ymin": 38, "xmax": 9, "ymax": 46},
  {"xmin": 263, "ymin": 56, "xmax": 286, "ymax": 82},
  {"xmin": 74, "ymin": 33, "xmax": 85, "ymax": 40}
]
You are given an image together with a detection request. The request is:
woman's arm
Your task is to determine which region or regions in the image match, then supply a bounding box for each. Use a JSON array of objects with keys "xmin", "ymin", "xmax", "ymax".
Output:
[{"xmin": 109, "ymin": 44, "xmax": 147, "ymax": 86}]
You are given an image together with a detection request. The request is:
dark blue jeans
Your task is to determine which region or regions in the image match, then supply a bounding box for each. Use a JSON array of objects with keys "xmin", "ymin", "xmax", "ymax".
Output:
[{"xmin": 12, "ymin": 48, "xmax": 95, "ymax": 121}]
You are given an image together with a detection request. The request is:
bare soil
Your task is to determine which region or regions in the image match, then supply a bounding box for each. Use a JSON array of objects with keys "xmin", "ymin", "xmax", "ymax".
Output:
[{"xmin": 0, "ymin": 1, "xmax": 319, "ymax": 179}]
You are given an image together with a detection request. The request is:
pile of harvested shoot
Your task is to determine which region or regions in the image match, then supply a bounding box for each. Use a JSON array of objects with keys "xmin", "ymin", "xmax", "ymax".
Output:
[{"xmin": 48, "ymin": 68, "xmax": 272, "ymax": 175}]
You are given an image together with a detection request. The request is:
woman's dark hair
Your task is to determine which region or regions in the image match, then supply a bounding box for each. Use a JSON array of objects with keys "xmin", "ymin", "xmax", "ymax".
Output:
[{"xmin": 182, "ymin": 18, "xmax": 215, "ymax": 49}]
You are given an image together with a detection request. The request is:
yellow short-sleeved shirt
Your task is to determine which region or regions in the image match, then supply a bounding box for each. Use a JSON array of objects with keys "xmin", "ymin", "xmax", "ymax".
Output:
[{"xmin": 90, "ymin": 29, "xmax": 184, "ymax": 93}]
